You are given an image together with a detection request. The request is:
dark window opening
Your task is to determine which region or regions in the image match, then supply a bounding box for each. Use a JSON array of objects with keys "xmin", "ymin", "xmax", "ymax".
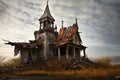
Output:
[
  {"xmin": 60, "ymin": 46, "xmax": 66, "ymax": 55},
  {"xmin": 69, "ymin": 46, "xmax": 73, "ymax": 56}
]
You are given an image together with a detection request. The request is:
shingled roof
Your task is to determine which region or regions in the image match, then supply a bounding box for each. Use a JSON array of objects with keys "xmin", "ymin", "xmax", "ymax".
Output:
[{"xmin": 57, "ymin": 24, "xmax": 82, "ymax": 46}]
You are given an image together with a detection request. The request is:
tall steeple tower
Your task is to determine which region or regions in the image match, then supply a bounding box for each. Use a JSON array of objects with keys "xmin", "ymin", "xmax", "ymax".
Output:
[{"xmin": 39, "ymin": 1, "xmax": 55, "ymax": 32}]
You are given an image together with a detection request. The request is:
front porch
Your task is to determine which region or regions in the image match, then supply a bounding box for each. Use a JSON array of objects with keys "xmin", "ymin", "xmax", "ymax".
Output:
[{"xmin": 51, "ymin": 43, "xmax": 87, "ymax": 60}]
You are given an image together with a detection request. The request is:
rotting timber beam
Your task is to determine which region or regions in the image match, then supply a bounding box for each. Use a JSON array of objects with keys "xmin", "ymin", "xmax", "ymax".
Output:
[{"xmin": 5, "ymin": 42, "xmax": 18, "ymax": 46}]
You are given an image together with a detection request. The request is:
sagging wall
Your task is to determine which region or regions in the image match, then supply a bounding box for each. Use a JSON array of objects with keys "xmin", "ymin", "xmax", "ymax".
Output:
[
  {"xmin": 20, "ymin": 49, "xmax": 29, "ymax": 64},
  {"xmin": 34, "ymin": 31, "xmax": 56, "ymax": 60},
  {"xmin": 34, "ymin": 32, "xmax": 46, "ymax": 60},
  {"xmin": 20, "ymin": 48, "xmax": 39, "ymax": 64},
  {"xmin": 46, "ymin": 32, "xmax": 56, "ymax": 58},
  {"xmin": 73, "ymin": 34, "xmax": 81, "ymax": 45},
  {"xmin": 31, "ymin": 51, "xmax": 37, "ymax": 62}
]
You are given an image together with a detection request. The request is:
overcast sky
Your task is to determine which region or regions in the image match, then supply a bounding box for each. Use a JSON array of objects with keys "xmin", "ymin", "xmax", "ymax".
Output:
[{"xmin": 0, "ymin": 0, "xmax": 120, "ymax": 59}]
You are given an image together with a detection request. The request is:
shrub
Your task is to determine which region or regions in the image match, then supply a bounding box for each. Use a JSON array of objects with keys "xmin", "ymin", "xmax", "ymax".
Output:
[
  {"xmin": 95, "ymin": 57, "xmax": 111, "ymax": 66},
  {"xmin": 2, "ymin": 58, "xmax": 20, "ymax": 68}
]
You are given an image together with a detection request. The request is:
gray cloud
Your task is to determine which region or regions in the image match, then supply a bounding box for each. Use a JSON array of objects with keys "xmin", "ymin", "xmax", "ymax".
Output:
[
  {"xmin": 0, "ymin": 0, "xmax": 9, "ymax": 18},
  {"xmin": 88, "ymin": 0, "xmax": 120, "ymax": 45}
]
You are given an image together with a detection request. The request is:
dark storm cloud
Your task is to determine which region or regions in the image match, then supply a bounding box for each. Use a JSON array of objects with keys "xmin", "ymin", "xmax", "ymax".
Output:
[
  {"xmin": 91, "ymin": 0, "xmax": 120, "ymax": 45},
  {"xmin": 52, "ymin": 0, "xmax": 120, "ymax": 46},
  {"xmin": 70, "ymin": 0, "xmax": 120, "ymax": 45}
]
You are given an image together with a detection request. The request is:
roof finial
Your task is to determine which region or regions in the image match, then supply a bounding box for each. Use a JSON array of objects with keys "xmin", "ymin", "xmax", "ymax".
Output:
[
  {"xmin": 47, "ymin": 0, "xmax": 49, "ymax": 5},
  {"xmin": 75, "ymin": 18, "xmax": 79, "ymax": 29},
  {"xmin": 75, "ymin": 18, "xmax": 78, "ymax": 24},
  {"xmin": 62, "ymin": 20, "xmax": 64, "ymax": 28}
]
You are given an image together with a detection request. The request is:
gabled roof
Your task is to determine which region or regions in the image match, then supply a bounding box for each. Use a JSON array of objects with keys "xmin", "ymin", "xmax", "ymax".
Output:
[
  {"xmin": 57, "ymin": 24, "xmax": 82, "ymax": 46},
  {"xmin": 40, "ymin": 4, "xmax": 55, "ymax": 21}
]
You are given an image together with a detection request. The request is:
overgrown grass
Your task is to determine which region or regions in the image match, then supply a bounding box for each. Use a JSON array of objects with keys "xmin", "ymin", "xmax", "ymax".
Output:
[
  {"xmin": 10, "ymin": 67, "xmax": 120, "ymax": 77},
  {"xmin": 0, "ymin": 56, "xmax": 120, "ymax": 78}
]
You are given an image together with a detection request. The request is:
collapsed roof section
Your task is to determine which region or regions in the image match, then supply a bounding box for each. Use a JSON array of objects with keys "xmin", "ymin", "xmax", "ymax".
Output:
[
  {"xmin": 6, "ymin": 40, "xmax": 42, "ymax": 49},
  {"xmin": 5, "ymin": 40, "xmax": 42, "ymax": 56}
]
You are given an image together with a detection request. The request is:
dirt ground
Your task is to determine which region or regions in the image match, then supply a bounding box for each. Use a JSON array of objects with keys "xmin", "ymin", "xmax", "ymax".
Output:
[{"xmin": 0, "ymin": 75, "xmax": 120, "ymax": 80}]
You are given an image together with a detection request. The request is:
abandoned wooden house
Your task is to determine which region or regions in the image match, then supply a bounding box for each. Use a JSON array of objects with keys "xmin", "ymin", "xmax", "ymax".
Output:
[{"xmin": 6, "ymin": 2, "xmax": 87, "ymax": 64}]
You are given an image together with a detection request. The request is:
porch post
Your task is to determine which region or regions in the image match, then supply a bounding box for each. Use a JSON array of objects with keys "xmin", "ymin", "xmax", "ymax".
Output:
[
  {"xmin": 58, "ymin": 47, "xmax": 61, "ymax": 60},
  {"xmin": 73, "ymin": 47, "xmax": 76, "ymax": 59},
  {"xmin": 79, "ymin": 49, "xmax": 81, "ymax": 60},
  {"xmin": 66, "ymin": 46, "xmax": 69, "ymax": 59},
  {"xmin": 83, "ymin": 48, "xmax": 86, "ymax": 58}
]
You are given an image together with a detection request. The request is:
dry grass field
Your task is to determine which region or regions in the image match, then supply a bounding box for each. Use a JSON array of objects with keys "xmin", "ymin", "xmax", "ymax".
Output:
[{"xmin": 0, "ymin": 57, "xmax": 120, "ymax": 79}]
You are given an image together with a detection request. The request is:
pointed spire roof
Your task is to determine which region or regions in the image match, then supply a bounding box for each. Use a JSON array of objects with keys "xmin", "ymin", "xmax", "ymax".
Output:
[{"xmin": 40, "ymin": 1, "xmax": 55, "ymax": 21}]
